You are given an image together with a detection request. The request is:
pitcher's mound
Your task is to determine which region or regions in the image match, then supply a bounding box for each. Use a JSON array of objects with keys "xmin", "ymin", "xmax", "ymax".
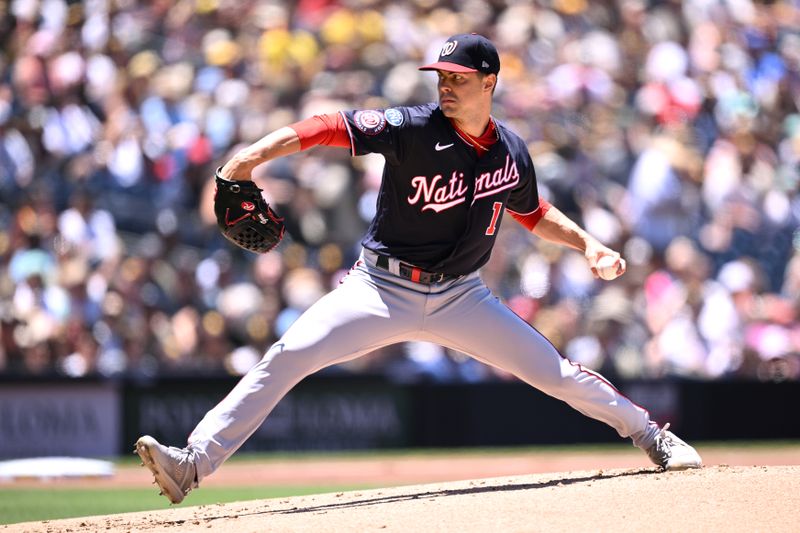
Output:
[{"xmin": 13, "ymin": 465, "xmax": 800, "ymax": 532}]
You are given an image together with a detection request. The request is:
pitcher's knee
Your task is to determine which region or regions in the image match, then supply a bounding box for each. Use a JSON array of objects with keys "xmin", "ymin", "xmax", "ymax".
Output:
[
  {"xmin": 530, "ymin": 366, "xmax": 585, "ymax": 398},
  {"xmin": 256, "ymin": 342, "xmax": 320, "ymax": 378}
]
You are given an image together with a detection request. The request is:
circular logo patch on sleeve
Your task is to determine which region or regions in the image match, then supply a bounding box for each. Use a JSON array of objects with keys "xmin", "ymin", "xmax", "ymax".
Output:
[
  {"xmin": 384, "ymin": 108, "xmax": 404, "ymax": 127},
  {"xmin": 354, "ymin": 110, "xmax": 387, "ymax": 135}
]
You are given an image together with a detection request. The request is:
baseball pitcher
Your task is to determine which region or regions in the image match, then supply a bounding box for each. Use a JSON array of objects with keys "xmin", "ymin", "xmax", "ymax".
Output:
[{"xmin": 136, "ymin": 34, "xmax": 701, "ymax": 505}]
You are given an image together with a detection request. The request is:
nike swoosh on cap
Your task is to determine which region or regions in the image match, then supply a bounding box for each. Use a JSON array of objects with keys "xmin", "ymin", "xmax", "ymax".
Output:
[{"xmin": 435, "ymin": 142, "xmax": 454, "ymax": 151}]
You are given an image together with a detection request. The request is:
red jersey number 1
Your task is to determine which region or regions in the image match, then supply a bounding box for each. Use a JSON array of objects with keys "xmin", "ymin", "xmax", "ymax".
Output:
[{"xmin": 486, "ymin": 202, "xmax": 503, "ymax": 236}]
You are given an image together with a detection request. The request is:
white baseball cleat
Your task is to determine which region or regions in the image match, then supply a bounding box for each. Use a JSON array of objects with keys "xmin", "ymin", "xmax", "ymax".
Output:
[
  {"xmin": 135, "ymin": 435, "xmax": 197, "ymax": 504},
  {"xmin": 645, "ymin": 423, "xmax": 703, "ymax": 471}
]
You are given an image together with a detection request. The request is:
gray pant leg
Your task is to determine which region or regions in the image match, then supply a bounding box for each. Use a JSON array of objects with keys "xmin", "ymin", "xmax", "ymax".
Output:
[
  {"xmin": 189, "ymin": 264, "xmax": 424, "ymax": 481},
  {"xmin": 423, "ymin": 276, "xmax": 656, "ymax": 448}
]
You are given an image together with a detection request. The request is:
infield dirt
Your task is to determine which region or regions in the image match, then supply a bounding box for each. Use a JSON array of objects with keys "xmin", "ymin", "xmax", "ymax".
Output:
[{"xmin": 5, "ymin": 448, "xmax": 799, "ymax": 532}]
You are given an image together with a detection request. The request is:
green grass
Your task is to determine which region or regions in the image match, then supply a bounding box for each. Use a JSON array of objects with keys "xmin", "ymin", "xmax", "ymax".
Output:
[{"xmin": 0, "ymin": 485, "xmax": 374, "ymax": 525}]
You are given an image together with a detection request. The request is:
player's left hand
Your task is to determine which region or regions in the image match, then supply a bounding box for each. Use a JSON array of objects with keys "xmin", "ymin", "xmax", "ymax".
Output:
[{"xmin": 213, "ymin": 169, "xmax": 285, "ymax": 254}]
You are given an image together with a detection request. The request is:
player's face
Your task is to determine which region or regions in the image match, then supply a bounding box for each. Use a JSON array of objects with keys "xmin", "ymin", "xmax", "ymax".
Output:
[{"xmin": 436, "ymin": 70, "xmax": 491, "ymax": 118}]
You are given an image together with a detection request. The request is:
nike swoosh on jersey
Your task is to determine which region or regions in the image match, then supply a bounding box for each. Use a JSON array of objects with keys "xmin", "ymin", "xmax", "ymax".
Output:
[{"xmin": 435, "ymin": 142, "xmax": 454, "ymax": 151}]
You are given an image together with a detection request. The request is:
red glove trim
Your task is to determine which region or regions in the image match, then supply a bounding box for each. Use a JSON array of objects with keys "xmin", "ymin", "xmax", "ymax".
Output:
[{"xmin": 225, "ymin": 208, "xmax": 250, "ymax": 227}]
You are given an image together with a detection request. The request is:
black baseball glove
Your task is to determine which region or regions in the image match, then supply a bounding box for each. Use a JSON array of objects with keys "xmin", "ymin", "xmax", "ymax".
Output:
[{"xmin": 214, "ymin": 168, "xmax": 285, "ymax": 254}]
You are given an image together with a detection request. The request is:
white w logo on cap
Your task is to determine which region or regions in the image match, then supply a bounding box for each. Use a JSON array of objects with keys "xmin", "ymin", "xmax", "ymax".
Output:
[{"xmin": 441, "ymin": 41, "xmax": 458, "ymax": 56}]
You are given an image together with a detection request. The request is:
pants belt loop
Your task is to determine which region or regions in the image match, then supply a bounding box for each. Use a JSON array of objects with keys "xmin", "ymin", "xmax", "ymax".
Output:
[
  {"xmin": 388, "ymin": 257, "xmax": 400, "ymax": 276},
  {"xmin": 376, "ymin": 254, "xmax": 399, "ymax": 276}
]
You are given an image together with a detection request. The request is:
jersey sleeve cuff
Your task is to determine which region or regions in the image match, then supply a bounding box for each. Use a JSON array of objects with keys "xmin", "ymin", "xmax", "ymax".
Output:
[
  {"xmin": 339, "ymin": 111, "xmax": 356, "ymax": 157},
  {"xmin": 508, "ymin": 198, "xmax": 552, "ymax": 231}
]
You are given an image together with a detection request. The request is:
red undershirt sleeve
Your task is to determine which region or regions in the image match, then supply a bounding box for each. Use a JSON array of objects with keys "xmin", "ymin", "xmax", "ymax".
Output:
[
  {"xmin": 288, "ymin": 113, "xmax": 351, "ymax": 150},
  {"xmin": 509, "ymin": 198, "xmax": 552, "ymax": 231}
]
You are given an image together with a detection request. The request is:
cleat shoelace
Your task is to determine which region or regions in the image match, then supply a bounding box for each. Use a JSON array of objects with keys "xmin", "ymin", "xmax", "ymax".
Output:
[
  {"xmin": 653, "ymin": 422, "xmax": 673, "ymax": 460},
  {"xmin": 169, "ymin": 447, "xmax": 197, "ymax": 496}
]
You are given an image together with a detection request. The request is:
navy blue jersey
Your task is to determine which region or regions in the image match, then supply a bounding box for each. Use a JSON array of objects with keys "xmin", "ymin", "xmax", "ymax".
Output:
[{"xmin": 342, "ymin": 103, "xmax": 539, "ymax": 275}]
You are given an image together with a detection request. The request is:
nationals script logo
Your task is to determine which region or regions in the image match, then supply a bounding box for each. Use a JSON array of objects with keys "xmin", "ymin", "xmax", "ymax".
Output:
[{"xmin": 407, "ymin": 155, "xmax": 520, "ymax": 212}]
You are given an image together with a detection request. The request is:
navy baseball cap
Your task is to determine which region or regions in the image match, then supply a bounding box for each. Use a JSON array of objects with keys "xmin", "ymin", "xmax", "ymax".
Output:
[{"xmin": 419, "ymin": 33, "xmax": 500, "ymax": 75}]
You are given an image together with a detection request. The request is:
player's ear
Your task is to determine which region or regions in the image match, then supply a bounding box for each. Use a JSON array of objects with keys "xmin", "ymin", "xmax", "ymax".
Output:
[{"xmin": 483, "ymin": 74, "xmax": 497, "ymax": 93}]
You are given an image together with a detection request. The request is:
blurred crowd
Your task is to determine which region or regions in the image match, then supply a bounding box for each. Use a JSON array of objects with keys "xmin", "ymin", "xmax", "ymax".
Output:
[{"xmin": 1, "ymin": 0, "xmax": 799, "ymax": 382}]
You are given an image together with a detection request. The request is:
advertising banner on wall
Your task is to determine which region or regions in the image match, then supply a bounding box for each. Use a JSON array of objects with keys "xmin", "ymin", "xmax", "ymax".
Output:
[
  {"xmin": 123, "ymin": 378, "xmax": 411, "ymax": 452},
  {"xmin": 0, "ymin": 382, "xmax": 120, "ymax": 459}
]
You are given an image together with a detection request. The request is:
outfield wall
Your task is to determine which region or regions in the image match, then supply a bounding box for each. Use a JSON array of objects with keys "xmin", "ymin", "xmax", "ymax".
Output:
[
  {"xmin": 0, "ymin": 381, "xmax": 120, "ymax": 458},
  {"xmin": 0, "ymin": 377, "xmax": 798, "ymax": 459}
]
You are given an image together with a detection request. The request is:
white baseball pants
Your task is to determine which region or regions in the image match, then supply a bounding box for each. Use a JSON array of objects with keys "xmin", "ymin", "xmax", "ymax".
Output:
[{"xmin": 188, "ymin": 248, "xmax": 658, "ymax": 482}]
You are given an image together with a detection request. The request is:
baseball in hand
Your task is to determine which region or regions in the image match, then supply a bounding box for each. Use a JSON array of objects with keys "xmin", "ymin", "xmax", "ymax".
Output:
[{"xmin": 596, "ymin": 256, "xmax": 623, "ymax": 281}]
